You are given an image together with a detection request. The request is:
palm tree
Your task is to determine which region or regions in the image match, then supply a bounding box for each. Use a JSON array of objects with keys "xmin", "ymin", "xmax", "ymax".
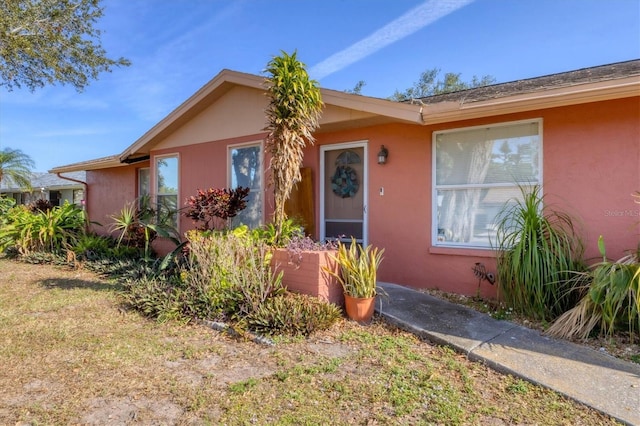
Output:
[
  {"xmin": 0, "ymin": 147, "xmax": 35, "ymax": 190},
  {"xmin": 264, "ymin": 51, "xmax": 323, "ymax": 241}
]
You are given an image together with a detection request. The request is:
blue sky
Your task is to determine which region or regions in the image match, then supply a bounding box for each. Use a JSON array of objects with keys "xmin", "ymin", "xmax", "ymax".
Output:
[{"xmin": 1, "ymin": 0, "xmax": 638, "ymax": 172}]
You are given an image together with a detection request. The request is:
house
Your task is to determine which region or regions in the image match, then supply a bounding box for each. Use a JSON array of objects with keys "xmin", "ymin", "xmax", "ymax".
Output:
[
  {"xmin": 50, "ymin": 60, "xmax": 640, "ymax": 297},
  {"xmin": 0, "ymin": 171, "xmax": 86, "ymax": 207}
]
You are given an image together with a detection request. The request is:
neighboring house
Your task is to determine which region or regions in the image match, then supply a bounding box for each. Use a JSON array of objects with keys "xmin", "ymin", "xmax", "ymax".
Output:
[
  {"xmin": 50, "ymin": 60, "xmax": 640, "ymax": 297},
  {"xmin": 0, "ymin": 171, "xmax": 86, "ymax": 207}
]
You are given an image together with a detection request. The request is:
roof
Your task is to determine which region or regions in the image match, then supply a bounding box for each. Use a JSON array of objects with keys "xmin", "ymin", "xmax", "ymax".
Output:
[
  {"xmin": 49, "ymin": 60, "xmax": 640, "ymax": 173},
  {"xmin": 415, "ymin": 59, "xmax": 640, "ymax": 124},
  {"xmin": 415, "ymin": 59, "xmax": 640, "ymax": 105},
  {"xmin": 0, "ymin": 171, "xmax": 86, "ymax": 192}
]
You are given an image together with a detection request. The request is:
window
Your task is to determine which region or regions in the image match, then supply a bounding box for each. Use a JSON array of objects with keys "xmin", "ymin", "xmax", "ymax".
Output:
[
  {"xmin": 49, "ymin": 190, "xmax": 61, "ymax": 207},
  {"xmin": 433, "ymin": 120, "xmax": 541, "ymax": 248},
  {"xmin": 156, "ymin": 156, "xmax": 178, "ymax": 227},
  {"xmin": 229, "ymin": 143, "xmax": 262, "ymax": 228},
  {"xmin": 72, "ymin": 189, "xmax": 84, "ymax": 206},
  {"xmin": 138, "ymin": 167, "xmax": 150, "ymax": 209}
]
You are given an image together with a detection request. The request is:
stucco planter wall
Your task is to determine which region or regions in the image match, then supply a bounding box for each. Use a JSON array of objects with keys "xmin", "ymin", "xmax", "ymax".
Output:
[{"xmin": 271, "ymin": 249, "xmax": 344, "ymax": 306}]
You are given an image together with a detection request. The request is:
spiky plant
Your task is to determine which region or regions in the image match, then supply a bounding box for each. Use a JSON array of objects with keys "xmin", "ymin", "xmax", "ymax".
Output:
[
  {"xmin": 264, "ymin": 51, "xmax": 323, "ymax": 243},
  {"xmin": 493, "ymin": 185, "xmax": 584, "ymax": 320},
  {"xmin": 325, "ymin": 237, "xmax": 384, "ymax": 298}
]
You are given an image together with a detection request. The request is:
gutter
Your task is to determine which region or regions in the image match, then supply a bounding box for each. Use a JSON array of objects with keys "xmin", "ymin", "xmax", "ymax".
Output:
[{"xmin": 55, "ymin": 172, "xmax": 88, "ymax": 211}]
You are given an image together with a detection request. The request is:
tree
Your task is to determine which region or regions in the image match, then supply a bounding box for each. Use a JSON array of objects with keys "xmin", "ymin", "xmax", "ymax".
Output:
[
  {"xmin": 390, "ymin": 68, "xmax": 496, "ymax": 101},
  {"xmin": 264, "ymin": 51, "xmax": 323, "ymax": 241},
  {"xmin": 0, "ymin": 0, "xmax": 130, "ymax": 92},
  {"xmin": 0, "ymin": 147, "xmax": 35, "ymax": 190},
  {"xmin": 345, "ymin": 80, "xmax": 366, "ymax": 95}
]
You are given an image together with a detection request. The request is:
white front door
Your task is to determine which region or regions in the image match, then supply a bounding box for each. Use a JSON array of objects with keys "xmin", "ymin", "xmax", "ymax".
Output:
[{"xmin": 320, "ymin": 141, "xmax": 368, "ymax": 245}]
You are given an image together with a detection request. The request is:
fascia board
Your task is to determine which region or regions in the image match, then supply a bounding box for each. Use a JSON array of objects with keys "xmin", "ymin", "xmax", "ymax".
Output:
[
  {"xmin": 321, "ymin": 89, "xmax": 423, "ymax": 124},
  {"xmin": 421, "ymin": 77, "xmax": 640, "ymax": 125},
  {"xmin": 49, "ymin": 155, "xmax": 122, "ymax": 173}
]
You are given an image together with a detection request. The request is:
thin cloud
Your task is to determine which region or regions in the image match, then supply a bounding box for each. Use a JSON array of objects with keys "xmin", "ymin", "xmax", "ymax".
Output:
[
  {"xmin": 34, "ymin": 127, "xmax": 109, "ymax": 138},
  {"xmin": 309, "ymin": 0, "xmax": 475, "ymax": 80},
  {"xmin": 114, "ymin": 1, "xmax": 246, "ymax": 123}
]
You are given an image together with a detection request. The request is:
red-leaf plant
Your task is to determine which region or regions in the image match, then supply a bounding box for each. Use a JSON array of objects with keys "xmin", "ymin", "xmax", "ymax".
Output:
[{"xmin": 184, "ymin": 187, "xmax": 250, "ymax": 231}]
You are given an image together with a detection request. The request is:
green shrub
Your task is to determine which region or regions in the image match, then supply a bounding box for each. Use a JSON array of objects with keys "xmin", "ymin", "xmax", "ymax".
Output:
[
  {"xmin": 85, "ymin": 257, "xmax": 149, "ymax": 281},
  {"xmin": 119, "ymin": 226, "xmax": 342, "ymax": 336},
  {"xmin": 120, "ymin": 229, "xmax": 277, "ymax": 324},
  {"xmin": 72, "ymin": 233, "xmax": 114, "ymax": 260},
  {"xmin": 108, "ymin": 244, "xmax": 143, "ymax": 260},
  {"xmin": 182, "ymin": 228, "xmax": 284, "ymax": 321},
  {"xmin": 494, "ymin": 186, "xmax": 584, "ymax": 320},
  {"xmin": 0, "ymin": 196, "xmax": 16, "ymax": 220},
  {"xmin": 252, "ymin": 218, "xmax": 304, "ymax": 246},
  {"xmin": 121, "ymin": 275, "xmax": 184, "ymax": 323},
  {"xmin": 245, "ymin": 292, "xmax": 342, "ymax": 336},
  {"xmin": 0, "ymin": 202, "xmax": 86, "ymax": 254},
  {"xmin": 109, "ymin": 199, "xmax": 181, "ymax": 262},
  {"xmin": 19, "ymin": 251, "xmax": 68, "ymax": 265}
]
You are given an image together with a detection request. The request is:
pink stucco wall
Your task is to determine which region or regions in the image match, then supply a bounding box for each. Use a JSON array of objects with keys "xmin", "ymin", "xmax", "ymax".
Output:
[
  {"xmin": 542, "ymin": 98, "xmax": 639, "ymax": 261},
  {"xmin": 152, "ymin": 133, "xmax": 270, "ymax": 237},
  {"xmin": 86, "ymin": 163, "xmax": 146, "ymax": 236},
  {"xmin": 85, "ymin": 96, "xmax": 639, "ymax": 298},
  {"xmin": 312, "ymin": 97, "xmax": 639, "ymax": 297}
]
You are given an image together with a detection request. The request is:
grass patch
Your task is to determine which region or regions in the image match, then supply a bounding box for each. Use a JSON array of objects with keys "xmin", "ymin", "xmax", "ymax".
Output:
[{"xmin": 0, "ymin": 258, "xmax": 620, "ymax": 425}]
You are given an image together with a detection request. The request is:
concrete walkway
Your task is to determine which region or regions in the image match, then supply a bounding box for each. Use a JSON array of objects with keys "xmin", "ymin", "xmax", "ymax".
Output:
[{"xmin": 375, "ymin": 282, "xmax": 640, "ymax": 425}]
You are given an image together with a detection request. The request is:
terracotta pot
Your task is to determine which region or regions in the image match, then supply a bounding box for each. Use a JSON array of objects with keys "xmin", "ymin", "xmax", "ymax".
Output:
[{"xmin": 344, "ymin": 294, "xmax": 375, "ymax": 324}]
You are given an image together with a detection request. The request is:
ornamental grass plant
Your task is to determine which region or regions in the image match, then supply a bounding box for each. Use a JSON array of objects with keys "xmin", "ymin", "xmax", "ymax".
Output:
[{"xmin": 493, "ymin": 185, "xmax": 584, "ymax": 321}]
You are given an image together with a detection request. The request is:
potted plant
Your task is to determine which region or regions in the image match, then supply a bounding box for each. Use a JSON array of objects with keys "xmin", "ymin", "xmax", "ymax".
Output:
[{"xmin": 325, "ymin": 237, "xmax": 384, "ymax": 323}]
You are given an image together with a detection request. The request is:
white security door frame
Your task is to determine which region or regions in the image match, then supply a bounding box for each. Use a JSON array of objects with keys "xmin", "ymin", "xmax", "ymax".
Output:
[{"xmin": 320, "ymin": 141, "xmax": 368, "ymax": 246}]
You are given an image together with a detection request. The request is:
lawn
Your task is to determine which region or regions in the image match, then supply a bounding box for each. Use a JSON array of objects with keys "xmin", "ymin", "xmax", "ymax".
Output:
[{"xmin": 0, "ymin": 258, "xmax": 618, "ymax": 425}]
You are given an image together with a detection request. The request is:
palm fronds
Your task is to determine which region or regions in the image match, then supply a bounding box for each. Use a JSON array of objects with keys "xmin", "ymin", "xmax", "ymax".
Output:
[{"xmin": 548, "ymin": 238, "xmax": 640, "ymax": 340}]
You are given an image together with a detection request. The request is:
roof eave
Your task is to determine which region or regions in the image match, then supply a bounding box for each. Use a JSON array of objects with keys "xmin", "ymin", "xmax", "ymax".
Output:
[
  {"xmin": 321, "ymin": 89, "xmax": 423, "ymax": 124},
  {"xmin": 119, "ymin": 76, "xmax": 424, "ymax": 161},
  {"xmin": 49, "ymin": 155, "xmax": 123, "ymax": 174},
  {"xmin": 421, "ymin": 76, "xmax": 640, "ymax": 125}
]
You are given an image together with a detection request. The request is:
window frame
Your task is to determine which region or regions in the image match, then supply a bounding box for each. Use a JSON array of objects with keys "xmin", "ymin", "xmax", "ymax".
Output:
[
  {"xmin": 137, "ymin": 167, "xmax": 150, "ymax": 209},
  {"xmin": 154, "ymin": 154, "xmax": 179, "ymax": 229},
  {"xmin": 432, "ymin": 118, "xmax": 543, "ymax": 250},
  {"xmin": 227, "ymin": 141, "xmax": 263, "ymax": 228}
]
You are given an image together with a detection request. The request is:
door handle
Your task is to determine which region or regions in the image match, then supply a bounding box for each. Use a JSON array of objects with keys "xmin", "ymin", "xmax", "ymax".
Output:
[{"xmin": 363, "ymin": 205, "xmax": 367, "ymax": 213}]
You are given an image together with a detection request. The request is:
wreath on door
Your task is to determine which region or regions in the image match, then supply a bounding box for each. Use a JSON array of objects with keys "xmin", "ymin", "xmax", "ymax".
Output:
[{"xmin": 331, "ymin": 165, "xmax": 359, "ymax": 198}]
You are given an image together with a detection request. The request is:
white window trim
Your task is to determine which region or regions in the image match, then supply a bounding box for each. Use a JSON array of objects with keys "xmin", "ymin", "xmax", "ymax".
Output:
[
  {"xmin": 154, "ymin": 153, "xmax": 180, "ymax": 229},
  {"xmin": 227, "ymin": 141, "xmax": 264, "ymax": 227},
  {"xmin": 431, "ymin": 118, "xmax": 543, "ymax": 249}
]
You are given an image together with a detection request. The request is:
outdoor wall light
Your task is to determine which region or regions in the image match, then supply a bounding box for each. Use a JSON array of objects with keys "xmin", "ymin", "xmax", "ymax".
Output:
[{"xmin": 377, "ymin": 145, "xmax": 388, "ymax": 165}]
